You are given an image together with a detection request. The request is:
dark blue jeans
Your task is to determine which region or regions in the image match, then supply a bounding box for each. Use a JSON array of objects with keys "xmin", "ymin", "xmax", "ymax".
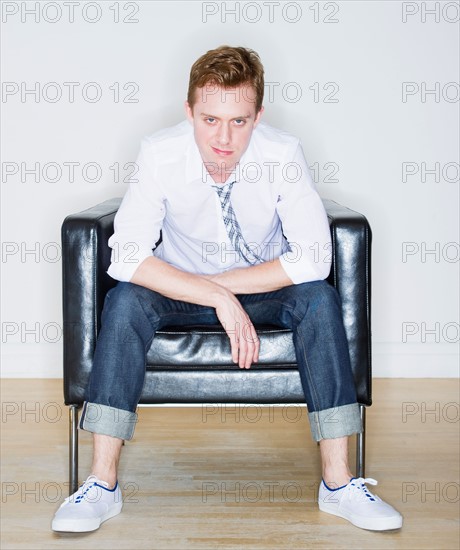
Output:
[{"xmin": 79, "ymin": 280, "xmax": 362, "ymax": 441}]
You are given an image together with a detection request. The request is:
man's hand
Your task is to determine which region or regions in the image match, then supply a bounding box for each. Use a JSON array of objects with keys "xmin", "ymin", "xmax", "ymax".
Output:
[{"xmin": 214, "ymin": 291, "xmax": 260, "ymax": 369}]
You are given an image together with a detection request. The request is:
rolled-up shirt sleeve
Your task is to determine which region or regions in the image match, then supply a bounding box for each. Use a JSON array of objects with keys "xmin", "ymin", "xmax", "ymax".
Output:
[
  {"xmin": 107, "ymin": 138, "xmax": 166, "ymax": 282},
  {"xmin": 277, "ymin": 143, "xmax": 332, "ymax": 284}
]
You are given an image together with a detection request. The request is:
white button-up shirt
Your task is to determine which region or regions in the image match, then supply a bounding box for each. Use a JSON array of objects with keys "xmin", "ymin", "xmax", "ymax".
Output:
[{"xmin": 107, "ymin": 120, "xmax": 332, "ymax": 285}]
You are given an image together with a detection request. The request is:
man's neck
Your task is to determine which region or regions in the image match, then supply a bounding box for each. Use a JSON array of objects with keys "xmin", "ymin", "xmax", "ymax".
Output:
[{"xmin": 208, "ymin": 164, "xmax": 239, "ymax": 185}]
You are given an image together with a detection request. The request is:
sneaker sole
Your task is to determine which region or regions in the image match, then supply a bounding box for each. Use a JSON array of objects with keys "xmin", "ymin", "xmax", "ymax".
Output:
[
  {"xmin": 319, "ymin": 502, "xmax": 403, "ymax": 531},
  {"xmin": 51, "ymin": 502, "xmax": 123, "ymax": 532}
]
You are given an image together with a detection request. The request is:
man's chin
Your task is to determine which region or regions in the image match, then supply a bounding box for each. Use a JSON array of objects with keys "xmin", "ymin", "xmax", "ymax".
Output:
[{"xmin": 208, "ymin": 155, "xmax": 238, "ymax": 169}]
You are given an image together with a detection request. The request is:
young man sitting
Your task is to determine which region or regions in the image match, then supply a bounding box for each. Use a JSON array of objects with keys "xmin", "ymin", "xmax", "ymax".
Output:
[{"xmin": 52, "ymin": 45, "xmax": 403, "ymax": 533}]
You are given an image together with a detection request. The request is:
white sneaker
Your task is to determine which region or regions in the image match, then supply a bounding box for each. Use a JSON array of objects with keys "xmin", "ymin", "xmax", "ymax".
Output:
[
  {"xmin": 51, "ymin": 475, "xmax": 123, "ymax": 532},
  {"xmin": 318, "ymin": 477, "xmax": 403, "ymax": 531}
]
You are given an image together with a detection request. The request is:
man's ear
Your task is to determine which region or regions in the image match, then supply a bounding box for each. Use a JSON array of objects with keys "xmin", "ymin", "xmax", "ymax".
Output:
[
  {"xmin": 253, "ymin": 106, "xmax": 264, "ymax": 128},
  {"xmin": 184, "ymin": 101, "xmax": 194, "ymax": 123}
]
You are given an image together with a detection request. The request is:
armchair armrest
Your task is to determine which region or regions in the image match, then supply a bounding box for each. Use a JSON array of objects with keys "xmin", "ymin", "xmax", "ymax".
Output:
[
  {"xmin": 323, "ymin": 199, "xmax": 372, "ymax": 405},
  {"xmin": 62, "ymin": 198, "xmax": 122, "ymax": 404}
]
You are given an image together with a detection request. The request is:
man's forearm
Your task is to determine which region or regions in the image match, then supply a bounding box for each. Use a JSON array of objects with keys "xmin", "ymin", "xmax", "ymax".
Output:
[
  {"xmin": 204, "ymin": 258, "xmax": 294, "ymax": 294},
  {"xmin": 130, "ymin": 256, "xmax": 227, "ymax": 308}
]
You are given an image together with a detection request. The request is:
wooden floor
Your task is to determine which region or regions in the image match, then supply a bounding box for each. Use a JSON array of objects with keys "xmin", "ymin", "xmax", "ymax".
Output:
[{"xmin": 1, "ymin": 379, "xmax": 459, "ymax": 549}]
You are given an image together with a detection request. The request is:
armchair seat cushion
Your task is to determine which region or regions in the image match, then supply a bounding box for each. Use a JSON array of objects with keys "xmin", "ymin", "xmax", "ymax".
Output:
[{"xmin": 146, "ymin": 324, "xmax": 296, "ymax": 370}]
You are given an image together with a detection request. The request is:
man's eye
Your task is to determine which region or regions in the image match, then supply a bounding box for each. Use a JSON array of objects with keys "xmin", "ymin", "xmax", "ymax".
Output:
[
  {"xmin": 234, "ymin": 119, "xmax": 245, "ymax": 125},
  {"xmin": 206, "ymin": 117, "xmax": 216, "ymax": 123}
]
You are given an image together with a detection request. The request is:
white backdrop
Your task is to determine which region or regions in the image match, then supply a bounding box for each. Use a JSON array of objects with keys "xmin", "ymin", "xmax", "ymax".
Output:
[{"xmin": 1, "ymin": 0, "xmax": 459, "ymax": 377}]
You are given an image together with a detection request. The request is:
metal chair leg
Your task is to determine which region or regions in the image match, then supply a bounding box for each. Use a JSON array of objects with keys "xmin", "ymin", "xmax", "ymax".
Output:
[
  {"xmin": 69, "ymin": 405, "xmax": 79, "ymax": 495},
  {"xmin": 356, "ymin": 404, "xmax": 366, "ymax": 478}
]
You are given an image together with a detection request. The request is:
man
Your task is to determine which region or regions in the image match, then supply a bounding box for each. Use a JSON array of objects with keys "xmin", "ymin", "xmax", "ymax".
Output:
[{"xmin": 52, "ymin": 46, "xmax": 403, "ymax": 533}]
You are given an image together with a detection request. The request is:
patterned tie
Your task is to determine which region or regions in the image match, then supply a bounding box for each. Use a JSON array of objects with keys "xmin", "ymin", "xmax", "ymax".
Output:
[{"xmin": 212, "ymin": 180, "xmax": 263, "ymax": 265}]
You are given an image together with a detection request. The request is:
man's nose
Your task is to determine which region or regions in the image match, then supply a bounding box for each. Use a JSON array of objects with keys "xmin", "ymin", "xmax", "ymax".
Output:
[{"xmin": 217, "ymin": 124, "xmax": 230, "ymax": 146}]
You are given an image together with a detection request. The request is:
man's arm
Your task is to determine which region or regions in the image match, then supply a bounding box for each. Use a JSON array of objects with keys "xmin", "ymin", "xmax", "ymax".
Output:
[
  {"xmin": 202, "ymin": 258, "xmax": 294, "ymax": 294},
  {"xmin": 130, "ymin": 256, "xmax": 260, "ymax": 369}
]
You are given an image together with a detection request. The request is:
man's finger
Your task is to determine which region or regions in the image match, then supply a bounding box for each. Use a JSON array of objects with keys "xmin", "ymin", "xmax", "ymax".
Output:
[
  {"xmin": 244, "ymin": 322, "xmax": 259, "ymax": 367},
  {"xmin": 253, "ymin": 333, "xmax": 260, "ymax": 364},
  {"xmin": 238, "ymin": 334, "xmax": 249, "ymax": 369},
  {"xmin": 248, "ymin": 324, "xmax": 259, "ymax": 364},
  {"xmin": 229, "ymin": 333, "xmax": 239, "ymax": 364}
]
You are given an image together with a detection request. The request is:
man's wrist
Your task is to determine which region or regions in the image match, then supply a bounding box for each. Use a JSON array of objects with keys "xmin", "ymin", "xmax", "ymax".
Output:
[
  {"xmin": 205, "ymin": 276, "xmax": 232, "ymax": 307},
  {"xmin": 202, "ymin": 272, "xmax": 225, "ymax": 285}
]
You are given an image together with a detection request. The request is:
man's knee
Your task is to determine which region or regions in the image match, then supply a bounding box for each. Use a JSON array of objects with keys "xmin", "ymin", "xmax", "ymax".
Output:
[
  {"xmin": 102, "ymin": 282, "xmax": 160, "ymax": 324},
  {"xmin": 98, "ymin": 282, "xmax": 161, "ymax": 344},
  {"xmin": 106, "ymin": 281, "xmax": 157, "ymax": 307},
  {"xmin": 292, "ymin": 280, "xmax": 341, "ymax": 317}
]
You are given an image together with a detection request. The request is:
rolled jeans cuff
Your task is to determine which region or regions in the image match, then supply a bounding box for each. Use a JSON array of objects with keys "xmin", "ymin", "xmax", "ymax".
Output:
[
  {"xmin": 308, "ymin": 403, "xmax": 362, "ymax": 442},
  {"xmin": 79, "ymin": 401, "xmax": 138, "ymax": 440}
]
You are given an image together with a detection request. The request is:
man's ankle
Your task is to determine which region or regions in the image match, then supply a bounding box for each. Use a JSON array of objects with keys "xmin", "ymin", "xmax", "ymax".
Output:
[
  {"xmin": 322, "ymin": 471, "xmax": 353, "ymax": 489},
  {"xmin": 90, "ymin": 471, "xmax": 117, "ymax": 489}
]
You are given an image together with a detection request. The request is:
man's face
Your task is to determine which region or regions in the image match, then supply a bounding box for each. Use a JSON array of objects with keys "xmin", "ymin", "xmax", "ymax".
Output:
[{"xmin": 185, "ymin": 84, "xmax": 264, "ymax": 183}]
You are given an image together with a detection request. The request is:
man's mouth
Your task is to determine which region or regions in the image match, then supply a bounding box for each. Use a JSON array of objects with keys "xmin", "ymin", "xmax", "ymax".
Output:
[{"xmin": 211, "ymin": 146, "xmax": 234, "ymax": 156}]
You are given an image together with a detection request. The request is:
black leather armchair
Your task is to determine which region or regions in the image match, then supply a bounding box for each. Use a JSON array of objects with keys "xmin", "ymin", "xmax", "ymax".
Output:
[{"xmin": 62, "ymin": 198, "xmax": 372, "ymax": 494}]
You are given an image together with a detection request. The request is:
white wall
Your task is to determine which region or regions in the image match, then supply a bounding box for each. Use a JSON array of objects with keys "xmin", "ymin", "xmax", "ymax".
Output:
[{"xmin": 1, "ymin": 0, "xmax": 459, "ymax": 377}]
